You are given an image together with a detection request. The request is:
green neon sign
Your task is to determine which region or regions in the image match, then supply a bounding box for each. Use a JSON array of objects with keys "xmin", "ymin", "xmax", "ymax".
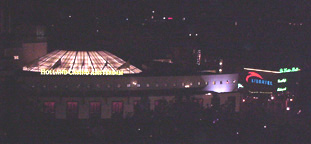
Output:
[
  {"xmin": 279, "ymin": 67, "xmax": 300, "ymax": 73},
  {"xmin": 277, "ymin": 87, "xmax": 287, "ymax": 92},
  {"xmin": 238, "ymin": 83, "xmax": 244, "ymax": 88},
  {"xmin": 277, "ymin": 78, "xmax": 287, "ymax": 83}
]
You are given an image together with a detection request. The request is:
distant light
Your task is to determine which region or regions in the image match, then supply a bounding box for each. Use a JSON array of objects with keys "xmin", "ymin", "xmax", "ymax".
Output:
[
  {"xmin": 132, "ymin": 81, "xmax": 137, "ymax": 85},
  {"xmin": 189, "ymin": 34, "xmax": 192, "ymax": 36},
  {"xmin": 290, "ymin": 98, "xmax": 293, "ymax": 102},
  {"xmin": 289, "ymin": 23, "xmax": 292, "ymax": 25},
  {"xmin": 150, "ymin": 135, "xmax": 153, "ymax": 138},
  {"xmin": 138, "ymin": 128, "xmax": 141, "ymax": 131},
  {"xmin": 219, "ymin": 69, "xmax": 222, "ymax": 73},
  {"xmin": 235, "ymin": 21, "xmax": 238, "ymax": 26},
  {"xmin": 236, "ymin": 132, "xmax": 239, "ymax": 135},
  {"xmin": 219, "ymin": 62, "xmax": 223, "ymax": 65},
  {"xmin": 297, "ymin": 109, "xmax": 301, "ymax": 115},
  {"xmin": 286, "ymin": 107, "xmax": 290, "ymax": 111},
  {"xmin": 14, "ymin": 55, "xmax": 19, "ymax": 60},
  {"xmin": 195, "ymin": 33, "xmax": 198, "ymax": 36},
  {"xmin": 205, "ymin": 93, "xmax": 212, "ymax": 96},
  {"xmin": 271, "ymin": 96, "xmax": 274, "ymax": 100},
  {"xmin": 238, "ymin": 83, "xmax": 244, "ymax": 89},
  {"xmin": 185, "ymin": 85, "xmax": 190, "ymax": 88},
  {"xmin": 300, "ymin": 23, "xmax": 303, "ymax": 25},
  {"xmin": 151, "ymin": 16, "xmax": 154, "ymax": 19},
  {"xmin": 182, "ymin": 17, "xmax": 186, "ymax": 21},
  {"xmin": 242, "ymin": 99, "xmax": 245, "ymax": 102},
  {"xmin": 163, "ymin": 17, "xmax": 166, "ymax": 20},
  {"xmin": 68, "ymin": 15, "xmax": 72, "ymax": 18},
  {"xmin": 152, "ymin": 10, "xmax": 155, "ymax": 13},
  {"xmin": 96, "ymin": 29, "xmax": 99, "ymax": 32},
  {"xmin": 126, "ymin": 18, "xmax": 129, "ymax": 21},
  {"xmin": 168, "ymin": 17, "xmax": 173, "ymax": 20},
  {"xmin": 264, "ymin": 125, "xmax": 267, "ymax": 129}
]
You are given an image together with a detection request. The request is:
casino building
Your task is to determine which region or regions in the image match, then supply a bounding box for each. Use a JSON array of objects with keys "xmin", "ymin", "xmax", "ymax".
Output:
[{"xmin": 18, "ymin": 50, "xmax": 241, "ymax": 119}]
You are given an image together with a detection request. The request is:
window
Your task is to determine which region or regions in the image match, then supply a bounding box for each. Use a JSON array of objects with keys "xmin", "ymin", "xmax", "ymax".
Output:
[
  {"xmin": 112, "ymin": 102, "xmax": 123, "ymax": 114},
  {"xmin": 67, "ymin": 102, "xmax": 78, "ymax": 119},
  {"xmin": 90, "ymin": 102, "xmax": 101, "ymax": 113},
  {"xmin": 44, "ymin": 102, "xmax": 55, "ymax": 113},
  {"xmin": 14, "ymin": 55, "xmax": 19, "ymax": 60}
]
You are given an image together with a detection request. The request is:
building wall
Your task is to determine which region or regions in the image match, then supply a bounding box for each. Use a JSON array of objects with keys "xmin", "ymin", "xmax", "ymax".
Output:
[
  {"xmin": 39, "ymin": 92, "xmax": 241, "ymax": 119},
  {"xmin": 4, "ymin": 42, "xmax": 47, "ymax": 67}
]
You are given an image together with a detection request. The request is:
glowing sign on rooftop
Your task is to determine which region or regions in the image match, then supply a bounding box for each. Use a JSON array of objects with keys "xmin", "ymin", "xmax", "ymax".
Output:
[{"xmin": 279, "ymin": 67, "xmax": 300, "ymax": 73}]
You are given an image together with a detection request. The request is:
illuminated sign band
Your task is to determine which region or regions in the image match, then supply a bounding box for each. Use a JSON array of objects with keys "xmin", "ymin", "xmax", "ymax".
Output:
[
  {"xmin": 277, "ymin": 87, "xmax": 287, "ymax": 92},
  {"xmin": 277, "ymin": 78, "xmax": 287, "ymax": 83},
  {"xmin": 40, "ymin": 69, "xmax": 124, "ymax": 76},
  {"xmin": 246, "ymin": 72, "xmax": 273, "ymax": 86}
]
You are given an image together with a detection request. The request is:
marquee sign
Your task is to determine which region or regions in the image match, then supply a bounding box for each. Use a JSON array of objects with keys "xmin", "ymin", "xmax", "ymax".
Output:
[
  {"xmin": 277, "ymin": 78, "xmax": 287, "ymax": 83},
  {"xmin": 246, "ymin": 72, "xmax": 273, "ymax": 86},
  {"xmin": 40, "ymin": 69, "xmax": 124, "ymax": 76}
]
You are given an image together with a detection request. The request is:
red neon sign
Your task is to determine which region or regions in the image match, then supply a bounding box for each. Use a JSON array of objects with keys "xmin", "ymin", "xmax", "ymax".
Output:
[{"xmin": 246, "ymin": 72, "xmax": 263, "ymax": 82}]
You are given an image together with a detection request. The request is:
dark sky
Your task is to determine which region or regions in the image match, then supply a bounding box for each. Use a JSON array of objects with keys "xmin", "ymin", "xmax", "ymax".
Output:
[{"xmin": 5, "ymin": 0, "xmax": 311, "ymax": 71}]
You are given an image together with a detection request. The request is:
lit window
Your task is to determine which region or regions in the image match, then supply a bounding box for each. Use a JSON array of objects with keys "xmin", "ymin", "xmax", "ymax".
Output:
[
  {"xmin": 220, "ymin": 81, "xmax": 222, "ymax": 84},
  {"xmin": 127, "ymin": 84, "xmax": 131, "ymax": 87},
  {"xmin": 14, "ymin": 56, "xmax": 19, "ymax": 60},
  {"xmin": 44, "ymin": 102, "xmax": 55, "ymax": 113},
  {"xmin": 198, "ymin": 82, "xmax": 201, "ymax": 85},
  {"xmin": 137, "ymin": 84, "xmax": 140, "ymax": 87},
  {"xmin": 90, "ymin": 102, "xmax": 101, "ymax": 114},
  {"xmin": 213, "ymin": 81, "xmax": 216, "ymax": 85}
]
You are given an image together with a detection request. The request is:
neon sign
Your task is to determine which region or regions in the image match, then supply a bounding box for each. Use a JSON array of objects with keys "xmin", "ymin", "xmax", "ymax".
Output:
[
  {"xmin": 279, "ymin": 67, "xmax": 300, "ymax": 73},
  {"xmin": 277, "ymin": 78, "xmax": 287, "ymax": 83},
  {"xmin": 246, "ymin": 72, "xmax": 272, "ymax": 86},
  {"xmin": 277, "ymin": 87, "xmax": 287, "ymax": 92}
]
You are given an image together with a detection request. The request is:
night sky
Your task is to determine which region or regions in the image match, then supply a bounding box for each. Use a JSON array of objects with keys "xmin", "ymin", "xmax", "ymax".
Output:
[{"xmin": 5, "ymin": 0, "xmax": 311, "ymax": 71}]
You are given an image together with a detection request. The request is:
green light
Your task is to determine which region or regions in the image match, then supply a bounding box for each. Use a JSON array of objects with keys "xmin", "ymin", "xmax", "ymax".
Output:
[
  {"xmin": 238, "ymin": 83, "xmax": 244, "ymax": 88},
  {"xmin": 277, "ymin": 87, "xmax": 287, "ymax": 92},
  {"xmin": 277, "ymin": 78, "xmax": 287, "ymax": 83},
  {"xmin": 279, "ymin": 67, "xmax": 300, "ymax": 73}
]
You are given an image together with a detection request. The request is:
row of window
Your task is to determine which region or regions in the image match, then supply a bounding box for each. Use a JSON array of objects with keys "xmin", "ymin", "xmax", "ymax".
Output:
[
  {"xmin": 43, "ymin": 98, "xmax": 206, "ymax": 118},
  {"xmin": 36, "ymin": 80, "xmax": 237, "ymax": 89}
]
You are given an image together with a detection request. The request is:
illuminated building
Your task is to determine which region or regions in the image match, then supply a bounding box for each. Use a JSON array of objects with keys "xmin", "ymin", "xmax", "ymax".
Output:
[{"xmin": 18, "ymin": 50, "xmax": 241, "ymax": 119}]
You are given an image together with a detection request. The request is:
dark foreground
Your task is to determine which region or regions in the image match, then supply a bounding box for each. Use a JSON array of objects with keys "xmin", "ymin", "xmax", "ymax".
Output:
[{"xmin": 1, "ymin": 101, "xmax": 311, "ymax": 144}]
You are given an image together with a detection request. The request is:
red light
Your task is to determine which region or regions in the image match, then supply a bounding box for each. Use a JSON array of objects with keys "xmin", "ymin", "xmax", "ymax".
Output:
[{"xmin": 168, "ymin": 17, "xmax": 173, "ymax": 20}]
